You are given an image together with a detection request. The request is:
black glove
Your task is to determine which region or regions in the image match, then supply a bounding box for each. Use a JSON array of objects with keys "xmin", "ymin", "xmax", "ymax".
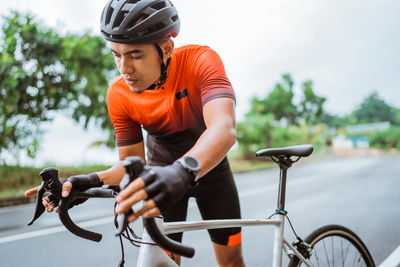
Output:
[
  {"xmin": 47, "ymin": 173, "xmax": 103, "ymax": 210},
  {"xmin": 66, "ymin": 173, "xmax": 104, "ymax": 191},
  {"xmin": 65, "ymin": 173, "xmax": 104, "ymax": 208},
  {"xmin": 141, "ymin": 161, "xmax": 195, "ymax": 213}
]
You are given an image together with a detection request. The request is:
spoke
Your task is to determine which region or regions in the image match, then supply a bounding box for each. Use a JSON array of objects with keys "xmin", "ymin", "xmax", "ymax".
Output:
[
  {"xmin": 322, "ymin": 239, "xmax": 331, "ymax": 267},
  {"xmin": 351, "ymin": 247, "xmax": 358, "ymax": 267},
  {"xmin": 332, "ymin": 236, "xmax": 334, "ymax": 267},
  {"xmin": 357, "ymin": 252, "xmax": 364, "ymax": 267},
  {"xmin": 343, "ymin": 240, "xmax": 351, "ymax": 263},
  {"xmin": 341, "ymin": 237, "xmax": 345, "ymax": 267},
  {"xmin": 313, "ymin": 246, "xmax": 321, "ymax": 267}
]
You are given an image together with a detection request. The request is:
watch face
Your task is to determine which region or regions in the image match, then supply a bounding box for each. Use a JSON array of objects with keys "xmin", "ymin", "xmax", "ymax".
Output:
[{"xmin": 184, "ymin": 156, "xmax": 200, "ymax": 171}]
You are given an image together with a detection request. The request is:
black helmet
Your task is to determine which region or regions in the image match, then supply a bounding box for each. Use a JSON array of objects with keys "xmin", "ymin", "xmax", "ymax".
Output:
[{"xmin": 100, "ymin": 0, "xmax": 180, "ymax": 44}]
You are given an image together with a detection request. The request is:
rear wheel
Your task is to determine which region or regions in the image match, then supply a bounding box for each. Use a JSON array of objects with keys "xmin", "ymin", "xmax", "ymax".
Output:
[{"xmin": 288, "ymin": 224, "xmax": 375, "ymax": 267}]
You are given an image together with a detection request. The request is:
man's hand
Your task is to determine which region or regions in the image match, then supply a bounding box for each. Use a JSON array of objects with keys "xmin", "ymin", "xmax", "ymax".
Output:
[
  {"xmin": 25, "ymin": 186, "xmax": 59, "ymax": 212},
  {"xmin": 115, "ymin": 162, "xmax": 194, "ymax": 222},
  {"xmin": 24, "ymin": 173, "xmax": 103, "ymax": 213}
]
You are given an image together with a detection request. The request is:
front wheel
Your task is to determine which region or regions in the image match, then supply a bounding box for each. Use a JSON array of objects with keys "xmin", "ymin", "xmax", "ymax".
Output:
[{"xmin": 288, "ymin": 224, "xmax": 375, "ymax": 267}]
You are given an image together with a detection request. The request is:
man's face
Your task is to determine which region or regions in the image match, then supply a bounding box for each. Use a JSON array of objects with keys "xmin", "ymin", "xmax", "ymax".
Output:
[{"xmin": 110, "ymin": 42, "xmax": 161, "ymax": 93}]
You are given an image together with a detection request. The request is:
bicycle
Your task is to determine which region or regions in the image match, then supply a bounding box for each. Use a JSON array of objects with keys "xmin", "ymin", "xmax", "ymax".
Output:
[{"xmin": 28, "ymin": 144, "xmax": 375, "ymax": 267}]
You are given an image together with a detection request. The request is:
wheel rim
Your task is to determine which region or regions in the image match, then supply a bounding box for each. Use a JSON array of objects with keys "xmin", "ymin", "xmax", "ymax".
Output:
[{"xmin": 308, "ymin": 231, "xmax": 370, "ymax": 267}]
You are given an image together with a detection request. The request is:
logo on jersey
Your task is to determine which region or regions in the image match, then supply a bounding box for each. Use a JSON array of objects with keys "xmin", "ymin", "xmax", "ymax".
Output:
[{"xmin": 175, "ymin": 88, "xmax": 188, "ymax": 100}]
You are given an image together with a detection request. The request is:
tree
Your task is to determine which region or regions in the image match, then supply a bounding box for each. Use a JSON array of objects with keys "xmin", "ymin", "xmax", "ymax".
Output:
[
  {"xmin": 352, "ymin": 92, "xmax": 396, "ymax": 124},
  {"xmin": 320, "ymin": 113, "xmax": 347, "ymax": 128},
  {"xmin": 298, "ymin": 80, "xmax": 326, "ymax": 125},
  {"xmin": 249, "ymin": 74, "xmax": 297, "ymax": 124},
  {"xmin": 237, "ymin": 113, "xmax": 275, "ymax": 158},
  {"xmin": 237, "ymin": 74, "xmax": 329, "ymax": 158},
  {"xmin": 0, "ymin": 11, "xmax": 117, "ymax": 162}
]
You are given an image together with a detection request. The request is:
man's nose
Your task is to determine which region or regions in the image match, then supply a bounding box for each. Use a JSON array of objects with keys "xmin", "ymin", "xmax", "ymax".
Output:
[{"xmin": 120, "ymin": 57, "xmax": 133, "ymax": 75}]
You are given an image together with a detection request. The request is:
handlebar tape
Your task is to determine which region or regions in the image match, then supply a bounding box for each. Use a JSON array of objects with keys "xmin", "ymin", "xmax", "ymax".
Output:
[
  {"xmin": 78, "ymin": 188, "xmax": 116, "ymax": 198},
  {"xmin": 143, "ymin": 218, "xmax": 195, "ymax": 258},
  {"xmin": 58, "ymin": 195, "xmax": 102, "ymax": 242}
]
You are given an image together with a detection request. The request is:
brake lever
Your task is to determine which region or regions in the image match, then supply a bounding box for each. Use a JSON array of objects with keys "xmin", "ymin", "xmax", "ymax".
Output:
[
  {"xmin": 28, "ymin": 167, "xmax": 115, "ymax": 242},
  {"xmin": 115, "ymin": 156, "xmax": 144, "ymax": 236},
  {"xmin": 28, "ymin": 168, "xmax": 62, "ymax": 225}
]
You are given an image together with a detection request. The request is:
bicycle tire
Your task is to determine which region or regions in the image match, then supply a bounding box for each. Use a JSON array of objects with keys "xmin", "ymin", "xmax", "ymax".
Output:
[{"xmin": 288, "ymin": 224, "xmax": 375, "ymax": 267}]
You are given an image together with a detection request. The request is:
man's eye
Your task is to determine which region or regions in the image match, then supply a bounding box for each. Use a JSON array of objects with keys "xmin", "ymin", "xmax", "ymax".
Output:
[{"xmin": 131, "ymin": 55, "xmax": 142, "ymax": 60}]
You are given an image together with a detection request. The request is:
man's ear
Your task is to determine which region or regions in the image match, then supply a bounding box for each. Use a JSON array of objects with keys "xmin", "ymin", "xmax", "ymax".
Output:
[{"xmin": 162, "ymin": 38, "xmax": 174, "ymax": 60}]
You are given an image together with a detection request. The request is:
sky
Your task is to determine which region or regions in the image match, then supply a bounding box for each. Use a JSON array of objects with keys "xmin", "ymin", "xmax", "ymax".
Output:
[{"xmin": 1, "ymin": 0, "xmax": 399, "ymax": 166}]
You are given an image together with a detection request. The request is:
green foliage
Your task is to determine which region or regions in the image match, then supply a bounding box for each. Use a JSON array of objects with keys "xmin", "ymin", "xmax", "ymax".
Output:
[
  {"xmin": 237, "ymin": 113, "xmax": 274, "ymax": 158},
  {"xmin": 369, "ymin": 126, "xmax": 400, "ymax": 150},
  {"xmin": 395, "ymin": 109, "xmax": 400, "ymax": 125},
  {"xmin": 320, "ymin": 113, "xmax": 347, "ymax": 128},
  {"xmin": 298, "ymin": 80, "xmax": 326, "ymax": 125},
  {"xmin": 237, "ymin": 74, "xmax": 328, "ymax": 158},
  {"xmin": 249, "ymin": 74, "xmax": 297, "ymax": 123},
  {"xmin": 320, "ymin": 92, "xmax": 400, "ymax": 130},
  {"xmin": 269, "ymin": 125, "xmax": 304, "ymax": 148},
  {"xmin": 352, "ymin": 92, "xmax": 396, "ymax": 124},
  {"xmin": 0, "ymin": 11, "xmax": 118, "ymax": 161},
  {"xmin": 60, "ymin": 33, "xmax": 118, "ymax": 147}
]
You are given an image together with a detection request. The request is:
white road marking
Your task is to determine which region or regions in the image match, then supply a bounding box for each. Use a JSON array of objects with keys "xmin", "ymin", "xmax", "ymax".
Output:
[
  {"xmin": 0, "ymin": 216, "xmax": 114, "ymax": 244},
  {"xmin": 378, "ymin": 244, "xmax": 400, "ymax": 267}
]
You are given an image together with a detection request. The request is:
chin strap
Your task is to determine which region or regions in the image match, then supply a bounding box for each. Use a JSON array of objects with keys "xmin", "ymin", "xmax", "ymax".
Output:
[{"xmin": 147, "ymin": 43, "xmax": 171, "ymax": 90}]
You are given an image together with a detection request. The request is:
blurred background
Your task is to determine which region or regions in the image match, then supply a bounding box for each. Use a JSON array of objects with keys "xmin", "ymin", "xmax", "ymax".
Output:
[
  {"xmin": 0, "ymin": 1, "xmax": 399, "ymax": 266},
  {"xmin": 1, "ymin": 0, "xmax": 399, "ymax": 168}
]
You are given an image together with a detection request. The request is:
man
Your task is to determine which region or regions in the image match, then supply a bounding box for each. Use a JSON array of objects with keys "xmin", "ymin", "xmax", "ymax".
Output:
[{"xmin": 26, "ymin": 0, "xmax": 245, "ymax": 266}]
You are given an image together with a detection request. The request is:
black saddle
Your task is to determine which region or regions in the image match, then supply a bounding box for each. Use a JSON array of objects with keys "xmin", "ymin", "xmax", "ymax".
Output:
[{"xmin": 256, "ymin": 144, "xmax": 313, "ymax": 158}]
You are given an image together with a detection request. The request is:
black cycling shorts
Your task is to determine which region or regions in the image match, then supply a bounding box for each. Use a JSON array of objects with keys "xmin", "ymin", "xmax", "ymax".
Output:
[
  {"xmin": 162, "ymin": 157, "xmax": 242, "ymax": 246},
  {"xmin": 146, "ymin": 131, "xmax": 242, "ymax": 246}
]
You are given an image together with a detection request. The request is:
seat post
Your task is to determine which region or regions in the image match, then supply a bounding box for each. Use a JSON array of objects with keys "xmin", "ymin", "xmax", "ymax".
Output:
[
  {"xmin": 276, "ymin": 157, "xmax": 292, "ymax": 212},
  {"xmin": 277, "ymin": 167, "xmax": 287, "ymax": 212}
]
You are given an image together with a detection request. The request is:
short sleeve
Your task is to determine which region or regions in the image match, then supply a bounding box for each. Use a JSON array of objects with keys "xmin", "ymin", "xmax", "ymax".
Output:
[
  {"xmin": 107, "ymin": 83, "xmax": 143, "ymax": 146},
  {"xmin": 195, "ymin": 48, "xmax": 235, "ymax": 106}
]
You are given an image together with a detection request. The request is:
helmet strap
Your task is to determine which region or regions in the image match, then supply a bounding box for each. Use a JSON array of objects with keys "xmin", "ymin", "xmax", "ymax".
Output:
[{"xmin": 147, "ymin": 43, "xmax": 171, "ymax": 90}]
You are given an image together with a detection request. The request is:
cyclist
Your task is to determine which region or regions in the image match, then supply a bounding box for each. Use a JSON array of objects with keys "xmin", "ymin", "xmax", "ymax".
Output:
[{"xmin": 25, "ymin": 0, "xmax": 245, "ymax": 266}]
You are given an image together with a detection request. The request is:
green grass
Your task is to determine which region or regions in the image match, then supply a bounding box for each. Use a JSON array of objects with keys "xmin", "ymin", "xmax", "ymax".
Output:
[
  {"xmin": 228, "ymin": 158, "xmax": 275, "ymax": 173},
  {"xmin": 0, "ymin": 164, "xmax": 112, "ymax": 198}
]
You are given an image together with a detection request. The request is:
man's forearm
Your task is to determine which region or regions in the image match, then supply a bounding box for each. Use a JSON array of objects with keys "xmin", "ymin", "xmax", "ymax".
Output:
[
  {"xmin": 183, "ymin": 121, "xmax": 236, "ymax": 178},
  {"xmin": 96, "ymin": 162, "xmax": 126, "ymax": 185}
]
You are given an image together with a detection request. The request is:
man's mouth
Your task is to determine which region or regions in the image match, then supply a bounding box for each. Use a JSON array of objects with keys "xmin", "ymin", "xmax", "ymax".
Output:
[{"xmin": 125, "ymin": 78, "xmax": 138, "ymax": 86}]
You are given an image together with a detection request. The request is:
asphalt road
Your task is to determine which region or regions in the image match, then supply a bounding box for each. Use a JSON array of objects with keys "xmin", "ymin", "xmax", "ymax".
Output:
[{"xmin": 0, "ymin": 155, "xmax": 399, "ymax": 267}]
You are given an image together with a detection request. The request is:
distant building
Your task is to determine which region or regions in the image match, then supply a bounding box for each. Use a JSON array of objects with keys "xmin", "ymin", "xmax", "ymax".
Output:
[
  {"xmin": 348, "ymin": 136, "xmax": 369, "ymax": 149},
  {"xmin": 332, "ymin": 121, "xmax": 391, "ymax": 150},
  {"xmin": 345, "ymin": 121, "xmax": 391, "ymax": 135},
  {"xmin": 332, "ymin": 134, "xmax": 354, "ymax": 149}
]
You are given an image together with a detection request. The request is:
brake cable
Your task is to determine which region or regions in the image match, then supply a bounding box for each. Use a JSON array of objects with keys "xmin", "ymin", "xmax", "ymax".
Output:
[{"xmin": 113, "ymin": 202, "xmax": 157, "ymax": 267}]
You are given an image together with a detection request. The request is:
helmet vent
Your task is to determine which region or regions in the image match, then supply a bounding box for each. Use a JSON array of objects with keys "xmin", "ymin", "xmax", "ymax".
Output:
[
  {"xmin": 105, "ymin": 7, "xmax": 114, "ymax": 25},
  {"xmin": 151, "ymin": 2, "xmax": 166, "ymax": 10},
  {"xmin": 113, "ymin": 10, "xmax": 129, "ymax": 28},
  {"xmin": 126, "ymin": 0, "xmax": 140, "ymax": 3},
  {"xmin": 171, "ymin": 15, "xmax": 178, "ymax": 22}
]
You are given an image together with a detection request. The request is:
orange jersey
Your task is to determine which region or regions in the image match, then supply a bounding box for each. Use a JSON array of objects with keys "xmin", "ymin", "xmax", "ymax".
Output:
[{"xmin": 107, "ymin": 45, "xmax": 235, "ymax": 147}]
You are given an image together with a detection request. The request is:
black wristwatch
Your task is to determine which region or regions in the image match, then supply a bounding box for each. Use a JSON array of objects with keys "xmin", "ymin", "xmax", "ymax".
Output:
[{"xmin": 177, "ymin": 156, "xmax": 201, "ymax": 182}]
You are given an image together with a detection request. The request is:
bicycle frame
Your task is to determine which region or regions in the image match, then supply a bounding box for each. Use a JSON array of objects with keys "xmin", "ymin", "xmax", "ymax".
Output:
[
  {"xmin": 137, "ymin": 155, "xmax": 313, "ymax": 267},
  {"xmin": 137, "ymin": 215, "xmax": 312, "ymax": 267}
]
